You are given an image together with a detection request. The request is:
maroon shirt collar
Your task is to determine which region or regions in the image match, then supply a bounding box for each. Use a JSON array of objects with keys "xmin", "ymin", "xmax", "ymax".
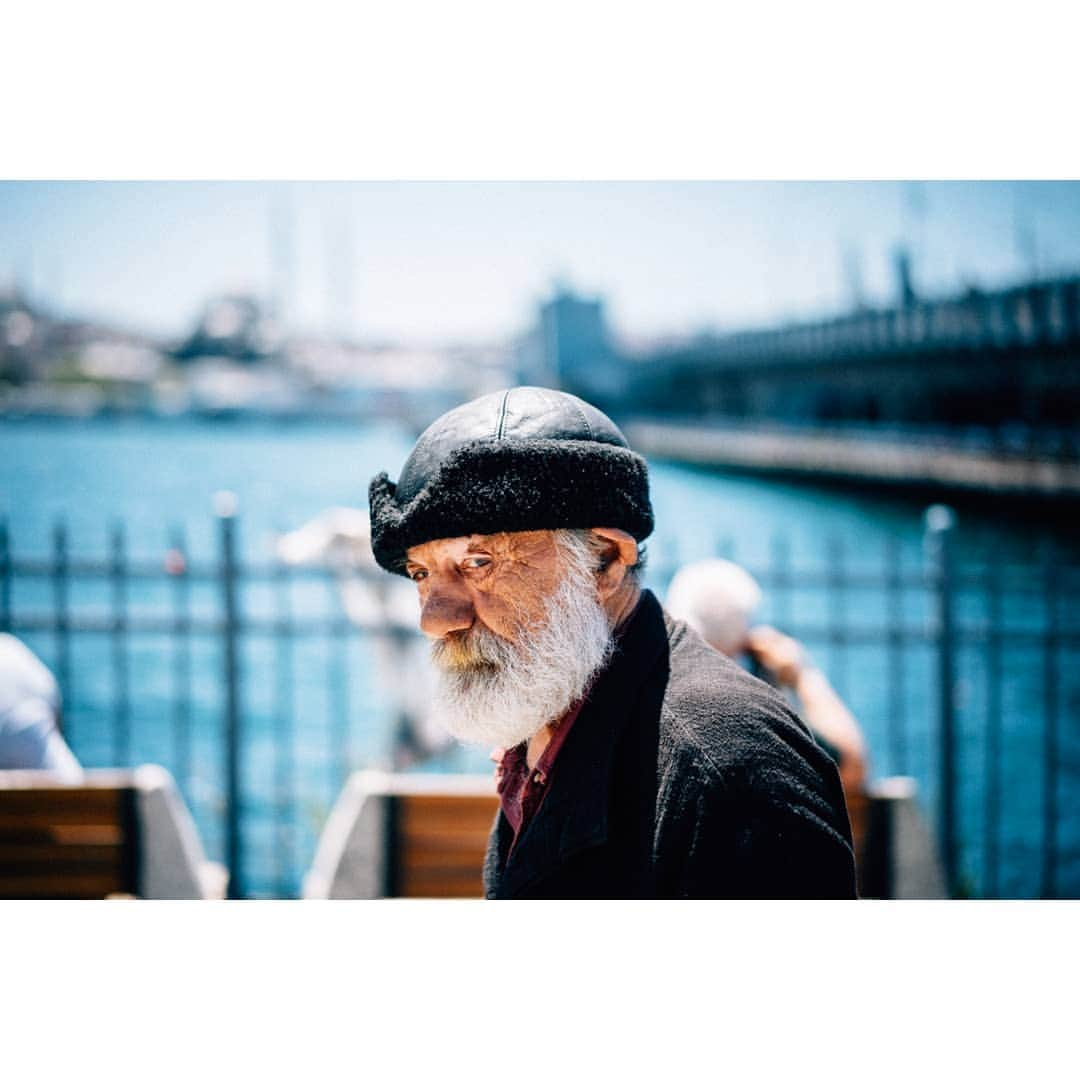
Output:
[{"xmin": 491, "ymin": 697, "xmax": 585, "ymax": 847}]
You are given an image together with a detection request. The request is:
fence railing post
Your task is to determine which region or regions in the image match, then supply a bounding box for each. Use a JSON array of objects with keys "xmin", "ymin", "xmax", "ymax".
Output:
[
  {"xmin": 168, "ymin": 525, "xmax": 193, "ymax": 794},
  {"xmin": 1041, "ymin": 541, "xmax": 1060, "ymax": 899},
  {"xmin": 885, "ymin": 536, "xmax": 907, "ymax": 776},
  {"xmin": 0, "ymin": 517, "xmax": 11, "ymax": 634},
  {"xmin": 110, "ymin": 521, "xmax": 131, "ymax": 767},
  {"xmin": 983, "ymin": 544, "xmax": 1003, "ymax": 899},
  {"xmin": 216, "ymin": 491, "xmax": 244, "ymax": 900},
  {"xmin": 52, "ymin": 521, "xmax": 71, "ymax": 739},
  {"xmin": 925, "ymin": 503, "xmax": 958, "ymax": 897}
]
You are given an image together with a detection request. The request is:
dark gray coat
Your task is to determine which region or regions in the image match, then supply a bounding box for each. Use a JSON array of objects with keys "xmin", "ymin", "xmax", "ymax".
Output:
[{"xmin": 483, "ymin": 590, "xmax": 857, "ymax": 899}]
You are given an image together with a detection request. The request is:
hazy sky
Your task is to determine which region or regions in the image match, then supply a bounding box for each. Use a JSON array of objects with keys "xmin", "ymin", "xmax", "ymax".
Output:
[{"xmin": 2, "ymin": 181, "xmax": 1079, "ymax": 346}]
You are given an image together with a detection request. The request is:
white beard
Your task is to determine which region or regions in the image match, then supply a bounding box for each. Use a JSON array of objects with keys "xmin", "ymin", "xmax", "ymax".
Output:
[{"xmin": 429, "ymin": 536, "xmax": 614, "ymax": 749}]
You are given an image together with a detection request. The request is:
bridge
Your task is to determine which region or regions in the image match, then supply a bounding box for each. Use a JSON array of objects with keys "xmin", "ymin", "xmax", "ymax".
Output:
[{"xmin": 623, "ymin": 276, "xmax": 1080, "ymax": 431}]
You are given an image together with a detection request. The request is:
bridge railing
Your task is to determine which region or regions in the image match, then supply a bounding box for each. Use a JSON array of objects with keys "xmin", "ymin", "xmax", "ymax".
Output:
[{"xmin": 653, "ymin": 275, "xmax": 1080, "ymax": 371}]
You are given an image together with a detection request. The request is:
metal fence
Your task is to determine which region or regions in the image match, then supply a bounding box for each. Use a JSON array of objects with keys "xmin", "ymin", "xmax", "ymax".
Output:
[{"xmin": 1, "ymin": 501, "xmax": 1077, "ymax": 898}]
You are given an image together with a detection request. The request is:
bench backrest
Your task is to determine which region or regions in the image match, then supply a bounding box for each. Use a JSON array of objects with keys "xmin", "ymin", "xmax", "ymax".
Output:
[
  {"xmin": 0, "ymin": 767, "xmax": 226, "ymax": 899},
  {"xmin": 306, "ymin": 770, "xmax": 949, "ymax": 900},
  {"xmin": 856, "ymin": 777, "xmax": 947, "ymax": 899},
  {"xmin": 0, "ymin": 782, "xmax": 140, "ymax": 899},
  {"xmin": 303, "ymin": 772, "xmax": 499, "ymax": 899},
  {"xmin": 385, "ymin": 792, "xmax": 500, "ymax": 898}
]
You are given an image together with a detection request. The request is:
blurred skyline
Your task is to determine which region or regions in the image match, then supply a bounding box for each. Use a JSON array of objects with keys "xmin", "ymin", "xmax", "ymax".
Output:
[{"xmin": 2, "ymin": 181, "xmax": 1080, "ymax": 346}]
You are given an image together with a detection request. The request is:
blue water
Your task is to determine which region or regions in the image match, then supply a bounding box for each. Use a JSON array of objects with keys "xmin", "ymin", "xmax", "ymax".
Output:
[{"xmin": 1, "ymin": 416, "xmax": 1077, "ymax": 897}]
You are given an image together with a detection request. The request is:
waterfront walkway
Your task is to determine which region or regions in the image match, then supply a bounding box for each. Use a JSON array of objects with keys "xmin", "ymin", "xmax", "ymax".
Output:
[{"xmin": 626, "ymin": 420, "xmax": 1080, "ymax": 499}]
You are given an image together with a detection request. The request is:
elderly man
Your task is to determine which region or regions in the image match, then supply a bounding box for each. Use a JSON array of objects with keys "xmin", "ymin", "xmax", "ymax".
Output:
[{"xmin": 369, "ymin": 386, "xmax": 856, "ymax": 899}]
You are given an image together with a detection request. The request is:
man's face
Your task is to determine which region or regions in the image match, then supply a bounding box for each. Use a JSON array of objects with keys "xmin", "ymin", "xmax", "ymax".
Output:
[
  {"xmin": 405, "ymin": 530, "xmax": 566, "ymax": 647},
  {"xmin": 403, "ymin": 529, "xmax": 614, "ymax": 748}
]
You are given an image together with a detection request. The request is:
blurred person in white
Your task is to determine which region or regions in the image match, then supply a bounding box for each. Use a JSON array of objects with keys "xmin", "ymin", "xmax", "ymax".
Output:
[
  {"xmin": 665, "ymin": 560, "xmax": 868, "ymax": 836},
  {"xmin": 275, "ymin": 508, "xmax": 452, "ymax": 767},
  {"xmin": 0, "ymin": 634, "xmax": 83, "ymax": 779}
]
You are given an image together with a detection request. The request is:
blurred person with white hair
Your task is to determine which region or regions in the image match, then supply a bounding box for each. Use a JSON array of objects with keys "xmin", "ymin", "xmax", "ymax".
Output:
[
  {"xmin": 0, "ymin": 634, "xmax": 83, "ymax": 780},
  {"xmin": 665, "ymin": 559, "xmax": 868, "ymax": 815},
  {"xmin": 275, "ymin": 507, "xmax": 453, "ymax": 766}
]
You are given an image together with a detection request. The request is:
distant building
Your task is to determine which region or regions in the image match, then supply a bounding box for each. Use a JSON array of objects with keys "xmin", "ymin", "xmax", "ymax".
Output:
[
  {"xmin": 516, "ymin": 283, "xmax": 626, "ymax": 407},
  {"xmin": 1, "ymin": 286, "xmax": 167, "ymax": 415},
  {"xmin": 0, "ymin": 286, "xmax": 40, "ymax": 384},
  {"xmin": 172, "ymin": 295, "xmax": 281, "ymax": 365}
]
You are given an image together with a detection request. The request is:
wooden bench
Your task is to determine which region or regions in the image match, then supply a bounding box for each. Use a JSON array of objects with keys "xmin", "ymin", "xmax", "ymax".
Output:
[
  {"xmin": 304, "ymin": 772, "xmax": 498, "ymax": 899},
  {"xmin": 0, "ymin": 767, "xmax": 227, "ymax": 900},
  {"xmin": 304, "ymin": 770, "xmax": 946, "ymax": 899},
  {"xmin": 856, "ymin": 776, "xmax": 947, "ymax": 899},
  {"xmin": 0, "ymin": 782, "xmax": 139, "ymax": 899}
]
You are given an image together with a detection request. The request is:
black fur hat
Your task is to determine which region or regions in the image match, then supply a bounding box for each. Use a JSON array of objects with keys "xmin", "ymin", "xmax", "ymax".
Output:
[{"xmin": 368, "ymin": 386, "xmax": 654, "ymax": 575}]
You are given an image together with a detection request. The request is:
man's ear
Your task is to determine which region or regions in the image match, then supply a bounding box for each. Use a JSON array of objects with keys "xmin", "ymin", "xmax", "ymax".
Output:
[{"xmin": 589, "ymin": 527, "xmax": 639, "ymax": 598}]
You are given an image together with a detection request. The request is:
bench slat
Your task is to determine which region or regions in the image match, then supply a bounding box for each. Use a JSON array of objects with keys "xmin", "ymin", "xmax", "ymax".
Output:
[
  {"xmin": 400, "ymin": 796, "xmax": 498, "ymax": 830},
  {"xmin": 402, "ymin": 845, "xmax": 491, "ymax": 871},
  {"xmin": 0, "ymin": 824, "xmax": 124, "ymax": 846},
  {"xmin": 392, "ymin": 792, "xmax": 497, "ymax": 898},
  {"xmin": 400, "ymin": 874, "xmax": 484, "ymax": 899},
  {"xmin": 0, "ymin": 843, "xmax": 124, "ymax": 866},
  {"xmin": 0, "ymin": 872, "xmax": 129, "ymax": 900},
  {"xmin": 0, "ymin": 788, "xmax": 127, "ymax": 825},
  {"xmin": 0, "ymin": 785, "xmax": 138, "ymax": 898}
]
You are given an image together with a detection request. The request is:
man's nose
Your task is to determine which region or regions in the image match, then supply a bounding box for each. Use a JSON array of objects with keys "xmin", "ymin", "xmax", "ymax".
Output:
[{"xmin": 419, "ymin": 582, "xmax": 476, "ymax": 638}]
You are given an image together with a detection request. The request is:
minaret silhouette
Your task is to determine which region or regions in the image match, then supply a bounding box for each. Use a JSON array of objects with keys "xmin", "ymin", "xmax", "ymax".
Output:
[{"xmin": 269, "ymin": 188, "xmax": 296, "ymax": 332}]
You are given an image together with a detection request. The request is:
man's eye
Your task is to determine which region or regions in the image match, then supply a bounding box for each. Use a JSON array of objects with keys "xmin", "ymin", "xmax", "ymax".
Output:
[
  {"xmin": 408, "ymin": 568, "xmax": 428, "ymax": 582},
  {"xmin": 462, "ymin": 557, "xmax": 491, "ymax": 571}
]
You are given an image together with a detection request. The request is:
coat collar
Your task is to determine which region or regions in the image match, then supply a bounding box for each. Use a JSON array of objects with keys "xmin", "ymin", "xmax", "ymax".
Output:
[{"xmin": 494, "ymin": 588, "xmax": 670, "ymax": 898}]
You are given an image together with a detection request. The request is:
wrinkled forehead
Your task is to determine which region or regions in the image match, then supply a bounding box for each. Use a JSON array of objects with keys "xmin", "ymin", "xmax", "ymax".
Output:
[{"xmin": 405, "ymin": 529, "xmax": 562, "ymax": 567}]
